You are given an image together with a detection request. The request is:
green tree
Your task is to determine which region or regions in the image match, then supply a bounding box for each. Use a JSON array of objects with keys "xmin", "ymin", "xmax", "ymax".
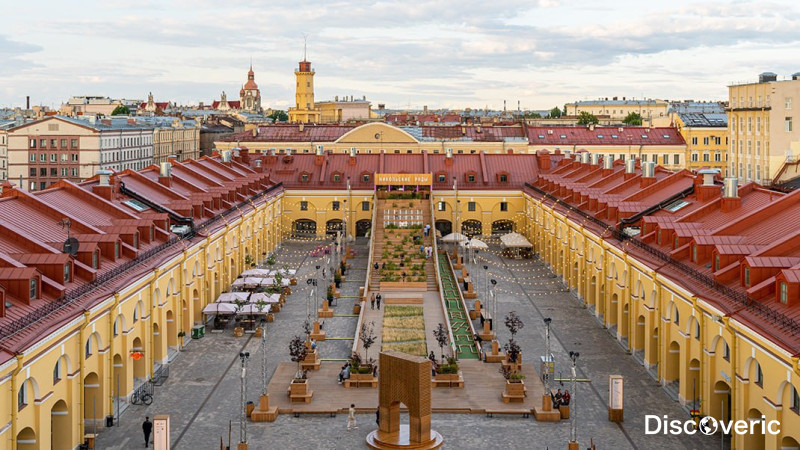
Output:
[
  {"xmin": 523, "ymin": 112, "xmax": 541, "ymax": 118},
  {"xmin": 111, "ymin": 105, "xmax": 130, "ymax": 116},
  {"xmin": 622, "ymin": 112, "xmax": 643, "ymax": 126},
  {"xmin": 577, "ymin": 111, "xmax": 599, "ymax": 125},
  {"xmin": 547, "ymin": 107, "xmax": 562, "ymax": 118},
  {"xmin": 269, "ymin": 110, "xmax": 289, "ymax": 122}
]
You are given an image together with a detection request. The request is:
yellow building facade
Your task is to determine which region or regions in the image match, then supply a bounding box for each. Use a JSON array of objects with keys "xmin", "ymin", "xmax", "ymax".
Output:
[
  {"xmin": 0, "ymin": 192, "xmax": 283, "ymax": 450},
  {"xmin": 521, "ymin": 189, "xmax": 800, "ymax": 450},
  {"xmin": 566, "ymin": 99, "xmax": 671, "ymax": 127},
  {"xmin": 728, "ymin": 73, "xmax": 800, "ymax": 185},
  {"xmin": 674, "ymin": 113, "xmax": 728, "ymax": 173}
]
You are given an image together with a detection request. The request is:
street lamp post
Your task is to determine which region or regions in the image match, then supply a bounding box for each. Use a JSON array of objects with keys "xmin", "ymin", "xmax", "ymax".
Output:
[
  {"xmin": 490, "ymin": 279, "xmax": 497, "ymax": 333},
  {"xmin": 239, "ymin": 351, "xmax": 250, "ymax": 446},
  {"xmin": 543, "ymin": 318, "xmax": 552, "ymax": 393},
  {"xmin": 261, "ymin": 323, "xmax": 268, "ymax": 397},
  {"xmin": 568, "ymin": 351, "xmax": 580, "ymax": 449},
  {"xmin": 483, "ymin": 265, "xmax": 489, "ymax": 308}
]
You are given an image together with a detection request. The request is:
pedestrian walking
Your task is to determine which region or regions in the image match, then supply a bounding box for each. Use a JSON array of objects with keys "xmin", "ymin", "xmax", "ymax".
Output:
[
  {"xmin": 347, "ymin": 404, "xmax": 358, "ymax": 430},
  {"xmin": 142, "ymin": 416, "xmax": 153, "ymax": 448},
  {"xmin": 370, "ymin": 293, "xmax": 376, "ymax": 310},
  {"xmin": 376, "ymin": 293, "xmax": 381, "ymax": 309},
  {"xmin": 420, "ymin": 244, "xmax": 425, "ymax": 255}
]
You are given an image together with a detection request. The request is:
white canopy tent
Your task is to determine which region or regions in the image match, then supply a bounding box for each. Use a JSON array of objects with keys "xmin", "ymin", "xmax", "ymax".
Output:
[
  {"xmin": 460, "ymin": 238, "xmax": 488, "ymax": 249},
  {"xmin": 500, "ymin": 232, "xmax": 533, "ymax": 248}
]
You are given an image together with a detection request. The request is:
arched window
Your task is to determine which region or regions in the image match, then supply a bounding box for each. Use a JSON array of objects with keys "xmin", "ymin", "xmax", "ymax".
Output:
[
  {"xmin": 791, "ymin": 386, "xmax": 800, "ymax": 413},
  {"xmin": 113, "ymin": 316, "xmax": 122, "ymax": 336},
  {"xmin": 754, "ymin": 361, "xmax": 763, "ymax": 387},
  {"xmin": 18, "ymin": 382, "xmax": 28, "ymax": 409},
  {"xmin": 673, "ymin": 305, "xmax": 680, "ymax": 325},
  {"xmin": 85, "ymin": 337, "xmax": 93, "ymax": 358},
  {"xmin": 694, "ymin": 321, "xmax": 700, "ymax": 340},
  {"xmin": 53, "ymin": 359, "xmax": 62, "ymax": 384}
]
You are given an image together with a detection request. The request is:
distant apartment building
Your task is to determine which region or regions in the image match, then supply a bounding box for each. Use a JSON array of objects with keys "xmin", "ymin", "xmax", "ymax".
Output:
[
  {"xmin": 7, "ymin": 116, "xmax": 154, "ymax": 191},
  {"xmin": 565, "ymin": 98, "xmax": 670, "ymax": 127},
  {"xmin": 200, "ymin": 116, "xmax": 245, "ymax": 156},
  {"xmin": 135, "ymin": 116, "xmax": 200, "ymax": 164},
  {"xmin": 728, "ymin": 72, "xmax": 800, "ymax": 185},
  {"xmin": 672, "ymin": 103, "xmax": 728, "ymax": 173}
]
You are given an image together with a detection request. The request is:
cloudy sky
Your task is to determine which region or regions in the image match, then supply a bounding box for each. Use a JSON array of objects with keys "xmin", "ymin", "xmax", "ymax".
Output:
[{"xmin": 2, "ymin": 0, "xmax": 799, "ymax": 111}]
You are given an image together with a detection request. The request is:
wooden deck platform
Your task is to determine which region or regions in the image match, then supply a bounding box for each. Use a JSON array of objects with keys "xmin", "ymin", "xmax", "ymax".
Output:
[{"xmin": 266, "ymin": 359, "xmax": 544, "ymax": 415}]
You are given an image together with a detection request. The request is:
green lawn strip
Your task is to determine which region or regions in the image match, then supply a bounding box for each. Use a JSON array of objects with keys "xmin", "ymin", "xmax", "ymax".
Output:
[{"xmin": 436, "ymin": 255, "xmax": 479, "ymax": 359}]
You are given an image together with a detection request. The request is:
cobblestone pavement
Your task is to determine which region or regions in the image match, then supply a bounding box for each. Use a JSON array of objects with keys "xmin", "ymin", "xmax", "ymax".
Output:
[{"xmin": 95, "ymin": 239, "xmax": 724, "ymax": 450}]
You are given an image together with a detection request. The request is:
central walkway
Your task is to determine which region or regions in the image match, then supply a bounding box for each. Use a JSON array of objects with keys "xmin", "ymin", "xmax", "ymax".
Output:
[{"xmin": 93, "ymin": 239, "xmax": 721, "ymax": 450}]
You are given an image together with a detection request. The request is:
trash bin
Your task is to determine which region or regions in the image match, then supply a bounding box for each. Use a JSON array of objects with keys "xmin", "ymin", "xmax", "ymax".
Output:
[
  {"xmin": 199, "ymin": 324, "xmax": 205, "ymax": 338},
  {"xmin": 106, "ymin": 414, "xmax": 114, "ymax": 427},
  {"xmin": 191, "ymin": 325, "xmax": 204, "ymax": 339}
]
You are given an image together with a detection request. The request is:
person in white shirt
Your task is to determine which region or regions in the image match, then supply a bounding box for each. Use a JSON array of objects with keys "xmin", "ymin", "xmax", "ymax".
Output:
[{"xmin": 347, "ymin": 404, "xmax": 358, "ymax": 430}]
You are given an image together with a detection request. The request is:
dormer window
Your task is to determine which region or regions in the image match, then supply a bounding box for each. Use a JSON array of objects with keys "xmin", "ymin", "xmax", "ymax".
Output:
[
  {"xmin": 744, "ymin": 266, "xmax": 750, "ymax": 286},
  {"xmin": 466, "ymin": 173, "xmax": 476, "ymax": 183},
  {"xmin": 29, "ymin": 278, "xmax": 38, "ymax": 300},
  {"xmin": 361, "ymin": 173, "xmax": 371, "ymax": 183},
  {"xmin": 114, "ymin": 242, "xmax": 120, "ymax": 259},
  {"xmin": 692, "ymin": 245, "xmax": 697, "ymax": 262},
  {"xmin": 92, "ymin": 250, "xmax": 99, "ymax": 269},
  {"xmin": 780, "ymin": 282, "xmax": 788, "ymax": 304},
  {"xmin": 332, "ymin": 173, "xmax": 342, "ymax": 183},
  {"xmin": 133, "ymin": 233, "xmax": 139, "ymax": 249},
  {"xmin": 332, "ymin": 201, "xmax": 340, "ymax": 211},
  {"xmin": 436, "ymin": 172, "xmax": 447, "ymax": 183},
  {"xmin": 300, "ymin": 172, "xmax": 310, "ymax": 183},
  {"xmin": 64, "ymin": 263, "xmax": 71, "ymax": 283},
  {"xmin": 715, "ymin": 254, "xmax": 720, "ymax": 271},
  {"xmin": 498, "ymin": 173, "xmax": 509, "ymax": 183}
]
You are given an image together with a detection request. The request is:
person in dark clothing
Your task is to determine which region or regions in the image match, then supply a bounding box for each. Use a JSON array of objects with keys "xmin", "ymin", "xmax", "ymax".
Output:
[
  {"xmin": 142, "ymin": 417, "xmax": 153, "ymax": 447},
  {"xmin": 376, "ymin": 293, "xmax": 381, "ymax": 309}
]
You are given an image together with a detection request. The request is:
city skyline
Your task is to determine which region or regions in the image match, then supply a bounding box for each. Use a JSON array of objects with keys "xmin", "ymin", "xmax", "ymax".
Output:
[{"xmin": 1, "ymin": 0, "xmax": 800, "ymax": 110}]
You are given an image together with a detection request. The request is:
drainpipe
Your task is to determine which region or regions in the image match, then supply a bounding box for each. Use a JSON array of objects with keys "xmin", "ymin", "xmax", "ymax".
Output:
[
  {"xmin": 692, "ymin": 296, "xmax": 703, "ymax": 417},
  {"xmin": 108, "ymin": 293, "xmax": 120, "ymax": 417},
  {"xmin": 654, "ymin": 278, "xmax": 663, "ymax": 380},
  {"xmin": 79, "ymin": 311, "xmax": 90, "ymax": 440},
  {"xmin": 178, "ymin": 251, "xmax": 186, "ymax": 349},
  {"xmin": 725, "ymin": 318, "xmax": 738, "ymax": 450},
  {"xmin": 150, "ymin": 269, "xmax": 159, "ymax": 371},
  {"xmin": 625, "ymin": 254, "xmax": 633, "ymax": 353},
  {"xmin": 10, "ymin": 353, "xmax": 24, "ymax": 449}
]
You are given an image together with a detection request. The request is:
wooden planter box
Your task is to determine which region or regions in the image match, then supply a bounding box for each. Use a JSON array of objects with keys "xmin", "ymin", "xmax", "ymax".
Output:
[
  {"xmin": 502, "ymin": 380, "xmax": 527, "ymax": 403},
  {"xmin": 288, "ymin": 379, "xmax": 313, "ymax": 403},
  {"xmin": 344, "ymin": 372, "xmax": 378, "ymax": 388},
  {"xmin": 233, "ymin": 327, "xmax": 244, "ymax": 337},
  {"xmin": 432, "ymin": 371, "xmax": 464, "ymax": 388},
  {"xmin": 560, "ymin": 405, "xmax": 570, "ymax": 419}
]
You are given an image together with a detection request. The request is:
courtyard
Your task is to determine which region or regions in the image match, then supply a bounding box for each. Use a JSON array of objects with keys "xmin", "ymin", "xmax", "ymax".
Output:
[{"xmin": 93, "ymin": 238, "xmax": 722, "ymax": 449}]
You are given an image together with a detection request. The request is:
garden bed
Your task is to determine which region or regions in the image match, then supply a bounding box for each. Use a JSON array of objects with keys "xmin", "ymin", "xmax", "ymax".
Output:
[{"xmin": 381, "ymin": 305, "xmax": 428, "ymax": 357}]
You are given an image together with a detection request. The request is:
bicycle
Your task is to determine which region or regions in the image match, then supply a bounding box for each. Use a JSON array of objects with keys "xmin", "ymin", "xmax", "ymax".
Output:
[{"xmin": 131, "ymin": 390, "xmax": 153, "ymax": 406}]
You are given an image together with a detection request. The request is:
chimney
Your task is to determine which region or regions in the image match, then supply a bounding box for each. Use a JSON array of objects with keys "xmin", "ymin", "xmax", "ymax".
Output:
[
  {"xmin": 536, "ymin": 150, "xmax": 551, "ymax": 171},
  {"xmin": 349, "ymin": 147, "xmax": 357, "ymax": 165},
  {"xmin": 265, "ymin": 148, "xmax": 278, "ymax": 164},
  {"xmin": 92, "ymin": 170, "xmax": 115, "ymax": 201},
  {"xmin": 695, "ymin": 169, "xmax": 721, "ymax": 201},
  {"xmin": 445, "ymin": 148, "xmax": 453, "ymax": 166},
  {"xmin": 602, "ymin": 155, "xmax": 614, "ymax": 175},
  {"xmin": 640, "ymin": 161, "xmax": 656, "ymax": 187},
  {"xmin": 624, "ymin": 158, "xmax": 637, "ymax": 180},
  {"xmin": 26, "ymin": 96, "xmax": 30, "ymax": 109},
  {"xmin": 588, "ymin": 123, "xmax": 595, "ymax": 131},
  {"xmin": 158, "ymin": 162, "xmax": 172, "ymax": 187},
  {"xmin": 240, "ymin": 147, "xmax": 250, "ymax": 164},
  {"xmin": 580, "ymin": 152, "xmax": 590, "ymax": 164},
  {"xmin": 299, "ymin": 123, "xmax": 304, "ymax": 132},
  {"xmin": 232, "ymin": 147, "xmax": 242, "ymax": 163},
  {"xmin": 461, "ymin": 126, "xmax": 466, "ymax": 135},
  {"xmin": 590, "ymin": 153, "xmax": 600, "ymax": 166},
  {"xmin": 476, "ymin": 124, "xmax": 482, "ymax": 133},
  {"xmin": 221, "ymin": 150, "xmax": 232, "ymax": 164},
  {"xmin": 254, "ymin": 158, "xmax": 263, "ymax": 173},
  {"xmin": 563, "ymin": 149, "xmax": 572, "ymax": 160},
  {"xmin": 721, "ymin": 177, "xmax": 741, "ymax": 212},
  {"xmin": 315, "ymin": 144, "xmax": 324, "ymax": 166}
]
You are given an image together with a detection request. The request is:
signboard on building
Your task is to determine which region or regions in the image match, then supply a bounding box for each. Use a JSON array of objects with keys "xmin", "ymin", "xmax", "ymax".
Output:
[{"xmin": 375, "ymin": 173, "xmax": 432, "ymax": 186}]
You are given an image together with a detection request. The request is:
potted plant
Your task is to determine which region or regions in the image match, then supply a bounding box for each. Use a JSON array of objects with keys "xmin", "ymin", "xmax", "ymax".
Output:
[
  {"xmin": 433, "ymin": 323, "xmax": 450, "ymax": 363},
  {"xmin": 503, "ymin": 339, "xmax": 523, "ymax": 372},
  {"xmin": 359, "ymin": 321, "xmax": 377, "ymax": 363},
  {"xmin": 288, "ymin": 335, "xmax": 311, "ymax": 399},
  {"xmin": 340, "ymin": 260, "xmax": 347, "ymax": 275},
  {"xmin": 334, "ymin": 272, "xmax": 342, "ymax": 288},
  {"xmin": 500, "ymin": 365, "xmax": 527, "ymax": 402},
  {"xmin": 266, "ymin": 254, "xmax": 276, "ymax": 266},
  {"xmin": 327, "ymin": 285, "xmax": 335, "ymax": 303}
]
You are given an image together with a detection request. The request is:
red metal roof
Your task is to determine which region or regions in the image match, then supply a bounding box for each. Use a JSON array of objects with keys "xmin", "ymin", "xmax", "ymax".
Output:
[
  {"xmin": 222, "ymin": 124, "xmax": 355, "ymax": 143},
  {"xmin": 525, "ymin": 125, "xmax": 685, "ymax": 146}
]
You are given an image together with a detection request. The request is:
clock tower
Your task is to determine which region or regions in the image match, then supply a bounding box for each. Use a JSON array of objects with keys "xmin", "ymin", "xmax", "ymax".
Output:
[{"xmin": 239, "ymin": 64, "xmax": 262, "ymax": 113}]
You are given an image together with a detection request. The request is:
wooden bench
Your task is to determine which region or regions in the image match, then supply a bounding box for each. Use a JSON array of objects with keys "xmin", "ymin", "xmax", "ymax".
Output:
[
  {"xmin": 344, "ymin": 375, "xmax": 378, "ymax": 388},
  {"xmin": 485, "ymin": 410, "xmax": 531, "ymax": 418},
  {"xmin": 432, "ymin": 371, "xmax": 464, "ymax": 388},
  {"xmin": 287, "ymin": 387, "xmax": 314, "ymax": 403}
]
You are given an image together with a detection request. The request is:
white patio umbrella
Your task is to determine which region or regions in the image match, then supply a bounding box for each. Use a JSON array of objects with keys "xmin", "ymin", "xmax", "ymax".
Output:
[
  {"xmin": 202, "ymin": 303, "xmax": 238, "ymax": 315},
  {"xmin": 237, "ymin": 303, "xmax": 272, "ymax": 315},
  {"xmin": 441, "ymin": 232, "xmax": 468, "ymax": 243},
  {"xmin": 216, "ymin": 292, "xmax": 250, "ymax": 303},
  {"xmin": 249, "ymin": 293, "xmax": 281, "ymax": 303},
  {"xmin": 241, "ymin": 268, "xmax": 274, "ymax": 277},
  {"xmin": 460, "ymin": 238, "xmax": 488, "ymax": 249},
  {"xmin": 500, "ymin": 232, "xmax": 532, "ymax": 248}
]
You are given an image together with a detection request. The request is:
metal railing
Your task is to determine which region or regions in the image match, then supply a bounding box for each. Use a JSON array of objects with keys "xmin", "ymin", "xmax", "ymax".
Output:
[
  {"xmin": 523, "ymin": 182, "xmax": 800, "ymax": 335},
  {"xmin": 151, "ymin": 364, "xmax": 169, "ymax": 386},
  {"xmin": 0, "ymin": 183, "xmax": 284, "ymax": 342},
  {"xmin": 430, "ymin": 197, "xmax": 459, "ymax": 358},
  {"xmin": 352, "ymin": 193, "xmax": 378, "ymax": 356}
]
